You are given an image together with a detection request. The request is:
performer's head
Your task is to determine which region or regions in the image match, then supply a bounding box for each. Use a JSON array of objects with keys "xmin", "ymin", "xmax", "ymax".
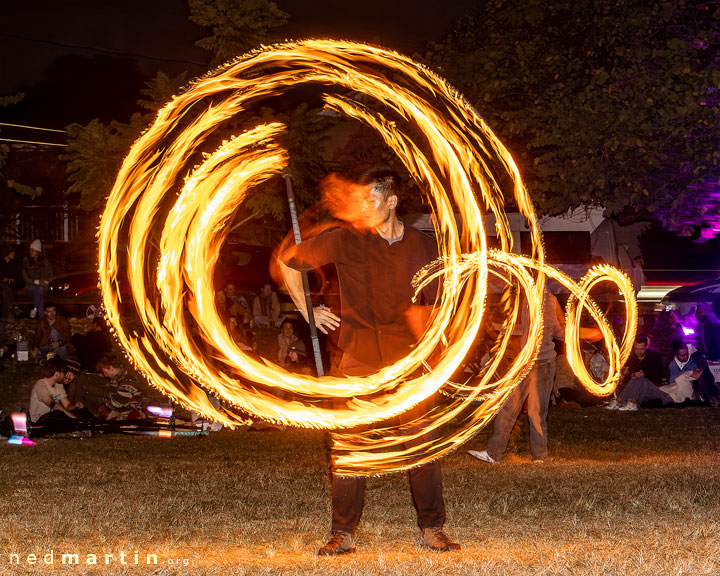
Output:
[{"xmin": 359, "ymin": 166, "xmax": 400, "ymax": 227}]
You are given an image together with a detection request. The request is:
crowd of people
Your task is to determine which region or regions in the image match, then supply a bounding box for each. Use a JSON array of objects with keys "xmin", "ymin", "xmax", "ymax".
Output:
[
  {"xmin": 22, "ymin": 353, "xmax": 148, "ymax": 437},
  {"xmin": 607, "ymin": 333, "xmax": 719, "ymax": 411}
]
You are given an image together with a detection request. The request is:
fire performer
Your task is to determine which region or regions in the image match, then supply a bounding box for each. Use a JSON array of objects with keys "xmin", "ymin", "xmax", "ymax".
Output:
[{"xmin": 280, "ymin": 167, "xmax": 459, "ymax": 555}]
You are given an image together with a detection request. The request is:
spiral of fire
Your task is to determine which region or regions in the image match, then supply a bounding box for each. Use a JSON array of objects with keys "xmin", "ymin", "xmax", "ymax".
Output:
[{"xmin": 98, "ymin": 40, "xmax": 636, "ymax": 475}]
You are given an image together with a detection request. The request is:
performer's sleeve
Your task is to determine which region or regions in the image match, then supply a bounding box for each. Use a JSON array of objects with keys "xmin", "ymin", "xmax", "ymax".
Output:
[{"xmin": 281, "ymin": 228, "xmax": 343, "ymax": 271}]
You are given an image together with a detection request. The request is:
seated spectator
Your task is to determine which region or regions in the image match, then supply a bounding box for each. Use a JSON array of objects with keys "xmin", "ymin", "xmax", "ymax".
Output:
[
  {"xmin": 22, "ymin": 239, "xmax": 52, "ymax": 319},
  {"xmin": 71, "ymin": 316, "xmax": 112, "ymax": 371},
  {"xmin": 0, "ymin": 247, "xmax": 19, "ymax": 320},
  {"xmin": 273, "ymin": 319, "xmax": 311, "ymax": 375},
  {"xmin": 606, "ymin": 335, "xmax": 664, "ymax": 410},
  {"xmin": 60, "ymin": 356, "xmax": 83, "ymax": 405},
  {"xmin": 619, "ymin": 334, "xmax": 663, "ymax": 390},
  {"xmin": 29, "ymin": 358, "xmax": 86, "ymax": 427},
  {"xmin": 668, "ymin": 339, "xmax": 718, "ymax": 406},
  {"xmin": 0, "ymin": 316, "xmax": 6, "ymax": 360},
  {"xmin": 609, "ymin": 339, "xmax": 716, "ymax": 410},
  {"xmin": 224, "ymin": 282, "xmax": 251, "ymax": 320},
  {"xmin": 227, "ymin": 314, "xmax": 255, "ymax": 351},
  {"xmin": 96, "ymin": 354, "xmax": 146, "ymax": 420},
  {"xmin": 215, "ymin": 289, "xmax": 230, "ymax": 319},
  {"xmin": 31, "ymin": 301, "xmax": 71, "ymax": 361},
  {"xmin": 252, "ymin": 282, "xmax": 284, "ymax": 327}
]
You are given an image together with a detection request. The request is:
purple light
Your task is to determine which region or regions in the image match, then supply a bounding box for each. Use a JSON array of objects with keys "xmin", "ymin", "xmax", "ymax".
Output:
[
  {"xmin": 11, "ymin": 412, "xmax": 27, "ymax": 435},
  {"xmin": 146, "ymin": 405, "xmax": 173, "ymax": 418},
  {"xmin": 682, "ymin": 326, "xmax": 695, "ymax": 336},
  {"xmin": 8, "ymin": 436, "xmax": 35, "ymax": 446}
]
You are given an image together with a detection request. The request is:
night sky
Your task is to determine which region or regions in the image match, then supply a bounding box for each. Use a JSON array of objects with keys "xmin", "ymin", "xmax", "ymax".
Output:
[{"xmin": 1, "ymin": 0, "xmax": 477, "ymax": 128}]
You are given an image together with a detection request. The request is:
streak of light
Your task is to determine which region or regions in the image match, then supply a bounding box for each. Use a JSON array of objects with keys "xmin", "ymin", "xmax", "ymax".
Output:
[{"xmin": 98, "ymin": 40, "xmax": 636, "ymax": 475}]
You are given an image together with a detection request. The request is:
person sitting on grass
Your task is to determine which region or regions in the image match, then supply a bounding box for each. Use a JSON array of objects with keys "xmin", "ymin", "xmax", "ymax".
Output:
[
  {"xmin": 617, "ymin": 334, "xmax": 664, "ymax": 393},
  {"xmin": 29, "ymin": 358, "xmax": 86, "ymax": 430},
  {"xmin": 71, "ymin": 316, "xmax": 112, "ymax": 371},
  {"xmin": 31, "ymin": 301, "xmax": 71, "ymax": 361},
  {"xmin": 96, "ymin": 354, "xmax": 146, "ymax": 420},
  {"xmin": 274, "ymin": 319, "xmax": 311, "ymax": 375},
  {"xmin": 252, "ymin": 282, "xmax": 284, "ymax": 327},
  {"xmin": 668, "ymin": 338, "xmax": 718, "ymax": 406},
  {"xmin": 224, "ymin": 282, "xmax": 251, "ymax": 321},
  {"xmin": 227, "ymin": 314, "xmax": 255, "ymax": 352},
  {"xmin": 608, "ymin": 340, "xmax": 713, "ymax": 411}
]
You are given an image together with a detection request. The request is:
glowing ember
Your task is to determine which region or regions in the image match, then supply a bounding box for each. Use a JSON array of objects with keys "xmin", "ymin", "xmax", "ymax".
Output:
[{"xmin": 98, "ymin": 40, "xmax": 636, "ymax": 475}]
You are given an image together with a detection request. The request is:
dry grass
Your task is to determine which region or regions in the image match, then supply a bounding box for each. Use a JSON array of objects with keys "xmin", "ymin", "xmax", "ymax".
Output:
[
  {"xmin": 2, "ymin": 395, "xmax": 720, "ymax": 575},
  {"xmin": 2, "ymin": 317, "xmax": 719, "ymax": 574}
]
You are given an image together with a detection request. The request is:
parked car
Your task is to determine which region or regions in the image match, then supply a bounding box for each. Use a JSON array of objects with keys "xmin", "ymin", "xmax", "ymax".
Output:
[{"xmin": 39, "ymin": 243, "xmax": 281, "ymax": 317}]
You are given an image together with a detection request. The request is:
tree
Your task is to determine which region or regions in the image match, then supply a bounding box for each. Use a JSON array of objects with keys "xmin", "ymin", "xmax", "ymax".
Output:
[
  {"xmin": 188, "ymin": 0, "xmax": 290, "ymax": 67},
  {"xmin": 0, "ymin": 93, "xmax": 43, "ymax": 199},
  {"xmin": 138, "ymin": 71, "xmax": 189, "ymax": 114},
  {"xmin": 62, "ymin": 76, "xmax": 330, "ymax": 244},
  {"xmin": 423, "ymin": 0, "xmax": 720, "ymax": 235},
  {"xmin": 63, "ymin": 115, "xmax": 147, "ymax": 211}
]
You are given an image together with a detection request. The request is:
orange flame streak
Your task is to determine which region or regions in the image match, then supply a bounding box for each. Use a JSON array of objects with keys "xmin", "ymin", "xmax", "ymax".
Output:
[{"xmin": 97, "ymin": 40, "xmax": 636, "ymax": 474}]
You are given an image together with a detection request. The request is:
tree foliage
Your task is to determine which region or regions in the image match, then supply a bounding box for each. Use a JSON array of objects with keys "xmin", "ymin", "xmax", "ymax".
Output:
[
  {"xmin": 138, "ymin": 71, "xmax": 189, "ymax": 114},
  {"xmin": 423, "ymin": 0, "xmax": 720, "ymax": 234},
  {"xmin": 62, "ymin": 73, "xmax": 330, "ymax": 241},
  {"xmin": 188, "ymin": 0, "xmax": 290, "ymax": 67},
  {"xmin": 0, "ymin": 93, "xmax": 41, "ymax": 198},
  {"xmin": 63, "ymin": 115, "xmax": 146, "ymax": 211}
]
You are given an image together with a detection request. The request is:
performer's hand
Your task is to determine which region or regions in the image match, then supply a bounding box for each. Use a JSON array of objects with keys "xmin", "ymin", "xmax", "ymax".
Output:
[
  {"xmin": 579, "ymin": 326, "xmax": 603, "ymax": 342},
  {"xmin": 313, "ymin": 305, "xmax": 340, "ymax": 334}
]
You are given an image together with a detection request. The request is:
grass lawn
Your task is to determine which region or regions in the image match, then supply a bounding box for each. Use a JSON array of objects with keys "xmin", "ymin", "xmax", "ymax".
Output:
[{"xmin": 2, "ymin": 320, "xmax": 720, "ymax": 574}]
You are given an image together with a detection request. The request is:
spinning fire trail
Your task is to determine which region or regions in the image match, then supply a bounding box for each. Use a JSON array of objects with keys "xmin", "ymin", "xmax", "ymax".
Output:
[{"xmin": 98, "ymin": 40, "xmax": 637, "ymax": 475}]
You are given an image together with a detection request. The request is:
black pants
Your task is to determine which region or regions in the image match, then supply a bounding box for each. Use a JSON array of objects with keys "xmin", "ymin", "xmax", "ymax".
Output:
[
  {"xmin": 32, "ymin": 408, "xmax": 96, "ymax": 436},
  {"xmin": 329, "ymin": 355, "xmax": 446, "ymax": 535}
]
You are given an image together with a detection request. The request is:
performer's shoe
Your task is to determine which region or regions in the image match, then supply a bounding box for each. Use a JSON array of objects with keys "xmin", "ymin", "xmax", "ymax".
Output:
[
  {"xmin": 468, "ymin": 449, "xmax": 497, "ymax": 464},
  {"xmin": 422, "ymin": 527, "xmax": 460, "ymax": 551},
  {"xmin": 317, "ymin": 531, "xmax": 355, "ymax": 556}
]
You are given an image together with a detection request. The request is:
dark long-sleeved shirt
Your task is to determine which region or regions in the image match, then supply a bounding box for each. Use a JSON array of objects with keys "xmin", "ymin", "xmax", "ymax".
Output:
[{"xmin": 623, "ymin": 348, "xmax": 664, "ymax": 385}]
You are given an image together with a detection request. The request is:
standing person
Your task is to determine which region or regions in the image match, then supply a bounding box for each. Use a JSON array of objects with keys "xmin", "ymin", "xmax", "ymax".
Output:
[
  {"xmin": 252, "ymin": 282, "xmax": 283, "ymax": 327},
  {"xmin": 695, "ymin": 304, "xmax": 720, "ymax": 361},
  {"xmin": 0, "ymin": 247, "xmax": 20, "ymax": 320},
  {"xmin": 281, "ymin": 167, "xmax": 459, "ymax": 554},
  {"xmin": 468, "ymin": 290, "xmax": 566, "ymax": 464},
  {"xmin": 630, "ymin": 256, "xmax": 645, "ymax": 294},
  {"xmin": 22, "ymin": 239, "xmax": 52, "ymax": 319}
]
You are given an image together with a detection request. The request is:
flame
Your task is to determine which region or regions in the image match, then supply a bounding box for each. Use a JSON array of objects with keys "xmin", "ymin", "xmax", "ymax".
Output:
[{"xmin": 98, "ymin": 40, "xmax": 636, "ymax": 475}]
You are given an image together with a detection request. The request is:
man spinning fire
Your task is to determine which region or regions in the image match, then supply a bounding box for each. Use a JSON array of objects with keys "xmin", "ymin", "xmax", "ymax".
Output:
[{"xmin": 280, "ymin": 167, "xmax": 459, "ymax": 555}]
